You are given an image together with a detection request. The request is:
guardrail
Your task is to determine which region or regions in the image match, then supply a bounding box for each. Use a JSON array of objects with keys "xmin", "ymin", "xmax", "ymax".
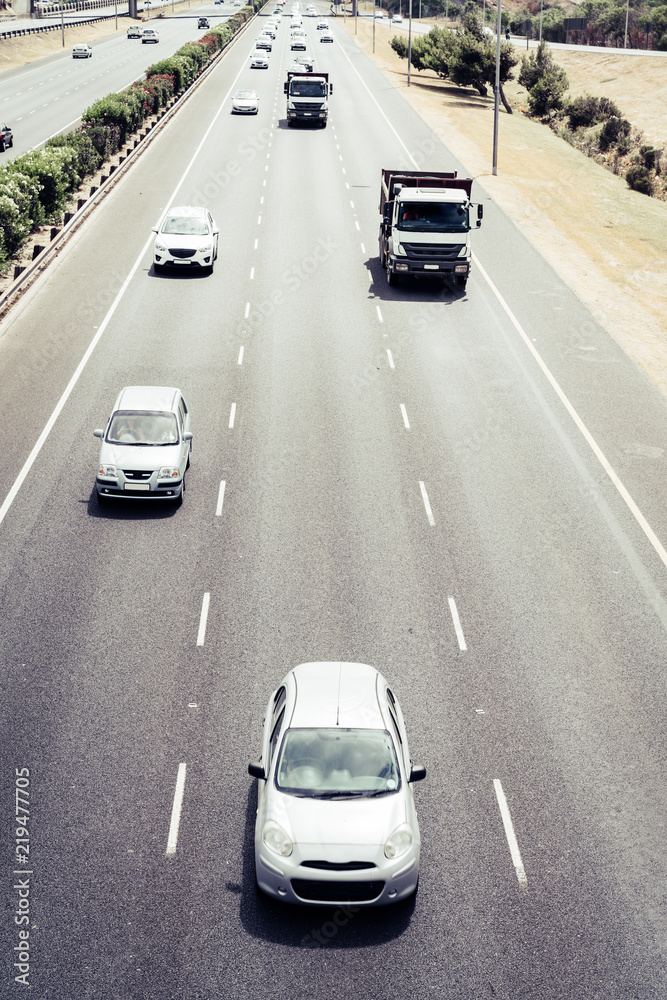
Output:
[{"xmin": 0, "ymin": 14, "xmax": 128, "ymax": 37}]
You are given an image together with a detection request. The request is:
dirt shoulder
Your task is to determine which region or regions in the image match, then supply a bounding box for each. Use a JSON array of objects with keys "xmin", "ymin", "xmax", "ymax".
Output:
[{"xmin": 343, "ymin": 20, "xmax": 667, "ymax": 398}]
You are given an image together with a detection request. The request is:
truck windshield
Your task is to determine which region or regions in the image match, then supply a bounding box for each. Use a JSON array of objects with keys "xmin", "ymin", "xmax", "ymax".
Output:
[
  {"xmin": 290, "ymin": 81, "xmax": 326, "ymax": 96},
  {"xmin": 397, "ymin": 202, "xmax": 469, "ymax": 232}
]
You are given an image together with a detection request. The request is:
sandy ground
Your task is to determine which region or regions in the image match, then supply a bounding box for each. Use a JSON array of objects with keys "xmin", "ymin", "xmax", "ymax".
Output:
[
  {"xmin": 2, "ymin": 16, "xmax": 667, "ymax": 396},
  {"xmin": 343, "ymin": 20, "xmax": 667, "ymax": 397}
]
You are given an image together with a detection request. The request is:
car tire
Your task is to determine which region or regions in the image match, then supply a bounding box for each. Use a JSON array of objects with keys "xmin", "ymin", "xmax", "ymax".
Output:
[
  {"xmin": 153, "ymin": 262, "xmax": 164, "ymax": 274},
  {"xmin": 0, "ymin": 140, "xmax": 4, "ymax": 153},
  {"xmin": 97, "ymin": 490, "xmax": 109, "ymax": 504},
  {"xmin": 175, "ymin": 475, "xmax": 185, "ymax": 506},
  {"xmin": 387, "ymin": 266, "xmax": 398, "ymax": 287}
]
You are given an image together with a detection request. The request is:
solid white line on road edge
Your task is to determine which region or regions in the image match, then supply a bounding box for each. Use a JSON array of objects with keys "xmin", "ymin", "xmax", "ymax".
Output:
[
  {"xmin": 400, "ymin": 404, "xmax": 410, "ymax": 429},
  {"xmin": 196, "ymin": 593, "xmax": 210, "ymax": 647},
  {"xmin": 448, "ymin": 597, "xmax": 467, "ymax": 650},
  {"xmin": 237, "ymin": 345, "xmax": 244, "ymax": 364},
  {"xmin": 376, "ymin": 305, "xmax": 383, "ymax": 323},
  {"xmin": 166, "ymin": 763, "xmax": 187, "ymax": 856},
  {"xmin": 387, "ymin": 349, "xmax": 395, "ymax": 369},
  {"xmin": 229, "ymin": 403, "xmax": 236, "ymax": 428},
  {"xmin": 216, "ymin": 480, "xmax": 226, "ymax": 517},
  {"xmin": 336, "ymin": 34, "xmax": 667, "ymax": 574},
  {"xmin": 493, "ymin": 779, "xmax": 527, "ymax": 888},
  {"xmin": 419, "ymin": 481, "xmax": 435, "ymax": 526},
  {"xmin": 473, "ymin": 254, "xmax": 667, "ymax": 574}
]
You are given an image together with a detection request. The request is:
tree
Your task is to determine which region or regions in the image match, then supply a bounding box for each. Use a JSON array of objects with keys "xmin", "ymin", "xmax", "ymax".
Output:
[{"xmin": 518, "ymin": 40, "xmax": 569, "ymax": 115}]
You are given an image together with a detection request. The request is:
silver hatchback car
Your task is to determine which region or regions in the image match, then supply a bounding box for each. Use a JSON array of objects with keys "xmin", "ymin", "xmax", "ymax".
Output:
[
  {"xmin": 248, "ymin": 662, "xmax": 426, "ymax": 906},
  {"xmin": 94, "ymin": 386, "xmax": 192, "ymax": 503}
]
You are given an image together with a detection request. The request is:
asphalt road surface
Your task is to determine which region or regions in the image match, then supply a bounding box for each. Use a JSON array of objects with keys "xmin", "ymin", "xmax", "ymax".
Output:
[{"xmin": 1, "ymin": 4, "xmax": 667, "ymax": 998}]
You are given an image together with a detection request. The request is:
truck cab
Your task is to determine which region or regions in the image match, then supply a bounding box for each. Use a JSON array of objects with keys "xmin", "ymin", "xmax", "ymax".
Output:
[
  {"xmin": 379, "ymin": 170, "xmax": 483, "ymax": 290},
  {"xmin": 284, "ymin": 71, "xmax": 333, "ymax": 127}
]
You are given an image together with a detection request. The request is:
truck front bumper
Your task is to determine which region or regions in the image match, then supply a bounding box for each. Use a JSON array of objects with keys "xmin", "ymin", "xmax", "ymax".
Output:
[{"xmin": 389, "ymin": 256, "xmax": 469, "ymax": 278}]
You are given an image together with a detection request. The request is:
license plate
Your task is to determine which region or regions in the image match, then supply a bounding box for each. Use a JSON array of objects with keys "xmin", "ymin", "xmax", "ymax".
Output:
[
  {"xmin": 124, "ymin": 483, "xmax": 150, "ymax": 491},
  {"xmin": 424, "ymin": 264, "xmax": 439, "ymax": 270},
  {"xmin": 304, "ymin": 112, "xmax": 311, "ymax": 116}
]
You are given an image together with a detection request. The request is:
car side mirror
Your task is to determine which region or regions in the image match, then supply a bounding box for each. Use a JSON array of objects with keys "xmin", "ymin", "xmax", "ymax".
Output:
[
  {"xmin": 329, "ymin": 83, "xmax": 334, "ymax": 93},
  {"xmin": 477, "ymin": 204, "xmax": 483, "ymax": 227},
  {"xmin": 151, "ymin": 227, "xmax": 158, "ymax": 233},
  {"xmin": 183, "ymin": 431, "xmax": 193, "ymax": 442},
  {"xmin": 93, "ymin": 429, "xmax": 104, "ymax": 438},
  {"xmin": 212, "ymin": 228, "xmax": 220, "ymax": 236},
  {"xmin": 383, "ymin": 201, "xmax": 393, "ymax": 224},
  {"xmin": 409, "ymin": 763, "xmax": 426, "ymax": 783},
  {"xmin": 248, "ymin": 762, "xmax": 266, "ymax": 779}
]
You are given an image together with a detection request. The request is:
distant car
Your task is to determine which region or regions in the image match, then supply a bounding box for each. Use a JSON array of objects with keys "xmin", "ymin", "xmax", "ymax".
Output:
[
  {"xmin": 319, "ymin": 30, "xmax": 333, "ymax": 41},
  {"xmin": 231, "ymin": 88, "xmax": 259, "ymax": 114},
  {"xmin": 94, "ymin": 386, "xmax": 192, "ymax": 504},
  {"xmin": 141, "ymin": 27, "xmax": 159, "ymax": 42},
  {"xmin": 72, "ymin": 43, "xmax": 92, "ymax": 58},
  {"xmin": 261, "ymin": 25, "xmax": 276, "ymax": 37},
  {"xmin": 287, "ymin": 61, "xmax": 304, "ymax": 72},
  {"xmin": 391, "ymin": 13, "xmax": 403, "ymax": 23},
  {"xmin": 250, "ymin": 49, "xmax": 270, "ymax": 67},
  {"xmin": 152, "ymin": 205, "xmax": 219, "ymax": 274},
  {"xmin": 198, "ymin": 16, "xmax": 210, "ymax": 27},
  {"xmin": 126, "ymin": 24, "xmax": 141, "ymax": 37},
  {"xmin": 316, "ymin": 19, "xmax": 327, "ymax": 28},
  {"xmin": 374, "ymin": 8, "xmax": 384, "ymax": 16},
  {"xmin": 248, "ymin": 661, "xmax": 426, "ymax": 907},
  {"xmin": 294, "ymin": 54, "xmax": 314, "ymax": 70},
  {"xmin": 0, "ymin": 123, "xmax": 13, "ymax": 152},
  {"xmin": 255, "ymin": 35, "xmax": 272, "ymax": 50}
]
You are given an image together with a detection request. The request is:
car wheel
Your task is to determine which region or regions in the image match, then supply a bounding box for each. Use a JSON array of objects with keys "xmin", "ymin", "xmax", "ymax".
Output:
[
  {"xmin": 153, "ymin": 262, "xmax": 164, "ymax": 274},
  {"xmin": 387, "ymin": 266, "xmax": 398, "ymax": 287},
  {"xmin": 97, "ymin": 490, "xmax": 109, "ymax": 504},
  {"xmin": 175, "ymin": 475, "xmax": 185, "ymax": 506},
  {"xmin": 0, "ymin": 140, "xmax": 4, "ymax": 153}
]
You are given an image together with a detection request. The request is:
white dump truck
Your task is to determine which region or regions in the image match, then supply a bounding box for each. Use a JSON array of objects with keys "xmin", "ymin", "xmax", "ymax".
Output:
[
  {"xmin": 379, "ymin": 169, "xmax": 483, "ymax": 289},
  {"xmin": 284, "ymin": 71, "xmax": 333, "ymax": 127}
]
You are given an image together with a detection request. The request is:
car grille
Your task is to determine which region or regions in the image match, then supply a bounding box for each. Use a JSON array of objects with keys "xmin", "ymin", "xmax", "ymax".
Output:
[
  {"xmin": 401, "ymin": 242, "xmax": 465, "ymax": 262},
  {"xmin": 293, "ymin": 102, "xmax": 322, "ymax": 111},
  {"xmin": 301, "ymin": 860, "xmax": 375, "ymax": 871},
  {"xmin": 123, "ymin": 470, "xmax": 152, "ymax": 480},
  {"xmin": 169, "ymin": 248, "xmax": 197, "ymax": 259},
  {"xmin": 291, "ymin": 879, "xmax": 385, "ymax": 902}
]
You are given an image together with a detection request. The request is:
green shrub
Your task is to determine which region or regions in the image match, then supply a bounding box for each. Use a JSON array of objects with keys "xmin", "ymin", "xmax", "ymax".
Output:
[
  {"xmin": 9, "ymin": 147, "xmax": 79, "ymax": 217},
  {"xmin": 83, "ymin": 94, "xmax": 137, "ymax": 145},
  {"xmin": 527, "ymin": 72, "xmax": 568, "ymax": 115},
  {"xmin": 565, "ymin": 94, "xmax": 621, "ymax": 129},
  {"xmin": 0, "ymin": 171, "xmax": 42, "ymax": 256},
  {"xmin": 46, "ymin": 131, "xmax": 102, "ymax": 182},
  {"xmin": 598, "ymin": 116, "xmax": 631, "ymax": 151},
  {"xmin": 638, "ymin": 145, "xmax": 658, "ymax": 171},
  {"xmin": 625, "ymin": 164, "xmax": 653, "ymax": 195}
]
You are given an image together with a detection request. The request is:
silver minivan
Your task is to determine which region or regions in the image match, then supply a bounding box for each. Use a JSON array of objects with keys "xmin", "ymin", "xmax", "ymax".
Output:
[{"xmin": 94, "ymin": 386, "xmax": 192, "ymax": 503}]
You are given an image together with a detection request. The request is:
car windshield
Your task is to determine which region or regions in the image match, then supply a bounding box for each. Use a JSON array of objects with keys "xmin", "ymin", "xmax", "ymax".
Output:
[
  {"xmin": 235, "ymin": 91, "xmax": 256, "ymax": 99},
  {"xmin": 107, "ymin": 410, "xmax": 179, "ymax": 446},
  {"xmin": 162, "ymin": 215, "xmax": 208, "ymax": 236},
  {"xmin": 276, "ymin": 728, "xmax": 400, "ymax": 797},
  {"xmin": 397, "ymin": 201, "xmax": 469, "ymax": 232}
]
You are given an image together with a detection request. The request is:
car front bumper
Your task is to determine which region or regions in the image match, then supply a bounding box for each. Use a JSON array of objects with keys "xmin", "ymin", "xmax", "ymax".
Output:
[
  {"xmin": 96, "ymin": 475, "xmax": 183, "ymax": 500},
  {"xmin": 255, "ymin": 846, "xmax": 419, "ymax": 906}
]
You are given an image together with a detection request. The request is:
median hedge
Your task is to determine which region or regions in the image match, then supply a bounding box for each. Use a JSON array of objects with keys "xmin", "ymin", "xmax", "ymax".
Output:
[{"xmin": 0, "ymin": 1, "xmax": 264, "ymax": 273}]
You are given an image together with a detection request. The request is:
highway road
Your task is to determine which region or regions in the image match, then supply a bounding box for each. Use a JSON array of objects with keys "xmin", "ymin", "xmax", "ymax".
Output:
[
  {"xmin": 1, "ymin": 3, "xmax": 667, "ymax": 997},
  {"xmin": 0, "ymin": 1, "xmax": 235, "ymax": 158}
]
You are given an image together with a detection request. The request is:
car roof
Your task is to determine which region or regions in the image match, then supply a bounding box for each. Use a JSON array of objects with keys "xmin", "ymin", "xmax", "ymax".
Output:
[
  {"xmin": 289, "ymin": 662, "xmax": 386, "ymax": 729},
  {"xmin": 165, "ymin": 205, "xmax": 208, "ymax": 217},
  {"xmin": 115, "ymin": 386, "xmax": 180, "ymax": 412}
]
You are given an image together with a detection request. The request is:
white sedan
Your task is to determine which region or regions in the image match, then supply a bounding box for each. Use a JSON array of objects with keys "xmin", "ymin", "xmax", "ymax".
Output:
[
  {"xmin": 319, "ymin": 30, "xmax": 333, "ymax": 42},
  {"xmin": 231, "ymin": 89, "xmax": 259, "ymax": 114},
  {"xmin": 152, "ymin": 205, "xmax": 218, "ymax": 274},
  {"xmin": 72, "ymin": 43, "xmax": 92, "ymax": 58},
  {"xmin": 248, "ymin": 661, "xmax": 426, "ymax": 906},
  {"xmin": 250, "ymin": 49, "xmax": 269, "ymax": 67}
]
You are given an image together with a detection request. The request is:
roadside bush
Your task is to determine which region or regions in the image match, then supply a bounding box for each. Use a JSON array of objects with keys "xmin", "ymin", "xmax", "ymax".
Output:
[
  {"xmin": 625, "ymin": 164, "xmax": 653, "ymax": 195},
  {"xmin": 147, "ymin": 57, "xmax": 187, "ymax": 92},
  {"xmin": 598, "ymin": 115, "xmax": 631, "ymax": 151},
  {"xmin": 0, "ymin": 171, "xmax": 42, "ymax": 256},
  {"xmin": 80, "ymin": 122, "xmax": 121, "ymax": 159},
  {"xmin": 10, "ymin": 147, "xmax": 79, "ymax": 217},
  {"xmin": 526, "ymin": 72, "xmax": 568, "ymax": 115},
  {"xmin": 565, "ymin": 94, "xmax": 621, "ymax": 129},
  {"xmin": 638, "ymin": 145, "xmax": 658, "ymax": 171},
  {"xmin": 45, "ymin": 130, "xmax": 102, "ymax": 183},
  {"xmin": 83, "ymin": 94, "xmax": 137, "ymax": 145}
]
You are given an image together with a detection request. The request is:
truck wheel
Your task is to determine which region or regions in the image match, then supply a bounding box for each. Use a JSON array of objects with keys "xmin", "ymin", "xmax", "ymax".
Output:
[
  {"xmin": 456, "ymin": 276, "xmax": 467, "ymax": 291},
  {"xmin": 387, "ymin": 267, "xmax": 398, "ymax": 287},
  {"xmin": 379, "ymin": 245, "xmax": 386, "ymax": 268}
]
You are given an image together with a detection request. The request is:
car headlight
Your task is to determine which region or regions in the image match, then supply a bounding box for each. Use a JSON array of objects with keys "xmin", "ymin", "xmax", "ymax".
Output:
[
  {"xmin": 384, "ymin": 823, "xmax": 413, "ymax": 860},
  {"xmin": 199, "ymin": 244, "xmax": 212, "ymax": 254},
  {"xmin": 155, "ymin": 242, "xmax": 167, "ymax": 252},
  {"xmin": 98, "ymin": 464, "xmax": 118, "ymax": 478},
  {"xmin": 158, "ymin": 466, "xmax": 180, "ymax": 479},
  {"xmin": 262, "ymin": 820, "xmax": 293, "ymax": 857}
]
